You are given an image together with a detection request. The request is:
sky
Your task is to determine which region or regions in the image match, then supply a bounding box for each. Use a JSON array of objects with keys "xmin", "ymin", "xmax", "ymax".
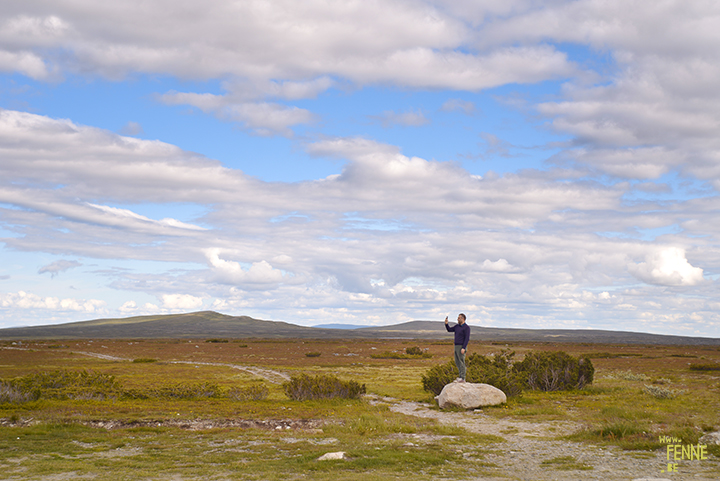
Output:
[{"xmin": 1, "ymin": 1, "xmax": 719, "ymax": 337}]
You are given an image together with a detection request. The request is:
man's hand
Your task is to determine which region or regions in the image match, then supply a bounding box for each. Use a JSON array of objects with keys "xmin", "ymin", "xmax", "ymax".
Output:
[
  {"xmin": 444, "ymin": 316, "xmax": 448, "ymax": 324},
  {"xmin": 461, "ymin": 348, "xmax": 465, "ymax": 354}
]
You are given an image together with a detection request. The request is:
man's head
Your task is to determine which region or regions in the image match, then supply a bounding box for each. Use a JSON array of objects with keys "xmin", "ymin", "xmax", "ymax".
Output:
[{"xmin": 457, "ymin": 313, "xmax": 466, "ymax": 324}]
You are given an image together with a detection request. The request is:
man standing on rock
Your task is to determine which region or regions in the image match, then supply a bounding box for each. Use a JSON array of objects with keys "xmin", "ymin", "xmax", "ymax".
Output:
[{"xmin": 445, "ymin": 313, "xmax": 470, "ymax": 382}]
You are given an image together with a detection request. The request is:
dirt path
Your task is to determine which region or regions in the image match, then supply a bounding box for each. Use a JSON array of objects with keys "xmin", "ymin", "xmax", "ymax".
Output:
[
  {"xmin": 168, "ymin": 360, "xmax": 290, "ymax": 384},
  {"xmin": 385, "ymin": 398, "xmax": 719, "ymax": 481},
  {"xmin": 1, "ymin": 347, "xmax": 290, "ymax": 384}
]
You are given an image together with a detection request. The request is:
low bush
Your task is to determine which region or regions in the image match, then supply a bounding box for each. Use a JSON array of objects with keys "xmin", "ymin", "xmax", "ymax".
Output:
[
  {"xmin": 643, "ymin": 384, "xmax": 685, "ymax": 399},
  {"xmin": 421, "ymin": 350, "xmax": 525, "ymax": 397},
  {"xmin": 144, "ymin": 382, "xmax": 222, "ymax": 400},
  {"xmin": 602, "ymin": 370, "xmax": 649, "ymax": 381},
  {"xmin": 305, "ymin": 352, "xmax": 321, "ymax": 357},
  {"xmin": 4, "ymin": 369, "xmax": 123, "ymax": 401},
  {"xmin": 0, "ymin": 381, "xmax": 36, "ymax": 404},
  {"xmin": 132, "ymin": 358, "xmax": 158, "ymax": 363},
  {"xmin": 514, "ymin": 351, "xmax": 594, "ymax": 391},
  {"xmin": 283, "ymin": 373, "xmax": 365, "ymax": 401},
  {"xmin": 228, "ymin": 384, "xmax": 269, "ymax": 401},
  {"xmin": 371, "ymin": 349, "xmax": 432, "ymax": 359},
  {"xmin": 689, "ymin": 363, "xmax": 720, "ymax": 371},
  {"xmin": 421, "ymin": 350, "xmax": 593, "ymax": 397}
]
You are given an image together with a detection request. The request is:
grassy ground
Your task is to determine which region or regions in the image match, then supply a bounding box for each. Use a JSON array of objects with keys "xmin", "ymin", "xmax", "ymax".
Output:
[{"xmin": 1, "ymin": 338, "xmax": 719, "ymax": 479}]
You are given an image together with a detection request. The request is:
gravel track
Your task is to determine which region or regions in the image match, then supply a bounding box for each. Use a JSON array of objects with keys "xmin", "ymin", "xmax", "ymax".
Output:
[{"xmin": 387, "ymin": 399, "xmax": 719, "ymax": 481}]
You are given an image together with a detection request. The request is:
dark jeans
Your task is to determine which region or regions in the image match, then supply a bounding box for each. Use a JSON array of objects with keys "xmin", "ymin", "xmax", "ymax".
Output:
[{"xmin": 454, "ymin": 344, "xmax": 466, "ymax": 379}]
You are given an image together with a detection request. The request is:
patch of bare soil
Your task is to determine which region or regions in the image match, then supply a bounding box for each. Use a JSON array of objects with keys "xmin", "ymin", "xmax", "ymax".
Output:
[{"xmin": 384, "ymin": 399, "xmax": 720, "ymax": 481}]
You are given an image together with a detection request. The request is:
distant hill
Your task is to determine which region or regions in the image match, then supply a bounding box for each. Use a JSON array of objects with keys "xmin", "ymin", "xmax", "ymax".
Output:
[
  {"xmin": 0, "ymin": 311, "xmax": 718, "ymax": 346},
  {"xmin": 312, "ymin": 323, "xmax": 369, "ymax": 329}
]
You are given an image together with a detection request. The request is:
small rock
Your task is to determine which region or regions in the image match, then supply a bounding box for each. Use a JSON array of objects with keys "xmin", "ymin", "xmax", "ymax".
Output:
[
  {"xmin": 317, "ymin": 451, "xmax": 346, "ymax": 461},
  {"xmin": 699, "ymin": 431, "xmax": 720, "ymax": 445}
]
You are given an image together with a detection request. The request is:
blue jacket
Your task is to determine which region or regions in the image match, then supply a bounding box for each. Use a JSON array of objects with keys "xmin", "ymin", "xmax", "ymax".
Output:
[{"xmin": 446, "ymin": 322, "xmax": 470, "ymax": 349}]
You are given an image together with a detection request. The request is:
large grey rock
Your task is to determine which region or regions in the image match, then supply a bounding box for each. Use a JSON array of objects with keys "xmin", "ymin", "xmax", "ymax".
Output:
[
  {"xmin": 435, "ymin": 382, "xmax": 506, "ymax": 409},
  {"xmin": 699, "ymin": 431, "xmax": 720, "ymax": 445}
]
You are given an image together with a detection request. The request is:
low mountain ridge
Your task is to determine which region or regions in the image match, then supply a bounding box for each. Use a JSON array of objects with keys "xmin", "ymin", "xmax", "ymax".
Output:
[{"xmin": 1, "ymin": 311, "xmax": 718, "ymax": 345}]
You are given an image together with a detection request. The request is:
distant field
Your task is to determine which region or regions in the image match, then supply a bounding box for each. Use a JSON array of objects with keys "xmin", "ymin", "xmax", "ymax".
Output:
[{"xmin": 1, "ymin": 338, "xmax": 719, "ymax": 480}]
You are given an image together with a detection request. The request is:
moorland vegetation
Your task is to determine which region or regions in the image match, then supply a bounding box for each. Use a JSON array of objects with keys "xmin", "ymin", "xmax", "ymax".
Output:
[{"xmin": 0, "ymin": 338, "xmax": 719, "ymax": 479}]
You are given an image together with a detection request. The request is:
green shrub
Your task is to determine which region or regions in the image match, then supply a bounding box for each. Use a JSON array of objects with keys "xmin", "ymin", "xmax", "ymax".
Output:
[
  {"xmin": 5, "ymin": 369, "xmax": 123, "ymax": 401},
  {"xmin": 514, "ymin": 351, "xmax": 594, "ymax": 391},
  {"xmin": 143, "ymin": 382, "xmax": 222, "ymax": 400},
  {"xmin": 421, "ymin": 359, "xmax": 458, "ymax": 395},
  {"xmin": 371, "ymin": 350, "xmax": 432, "ymax": 359},
  {"xmin": 205, "ymin": 339, "xmax": 229, "ymax": 343},
  {"xmin": 283, "ymin": 373, "xmax": 366, "ymax": 401},
  {"xmin": 132, "ymin": 358, "xmax": 158, "ymax": 363},
  {"xmin": 421, "ymin": 350, "xmax": 524, "ymax": 397},
  {"xmin": 228, "ymin": 384, "xmax": 269, "ymax": 401},
  {"xmin": 689, "ymin": 363, "xmax": 720, "ymax": 371},
  {"xmin": 305, "ymin": 352, "xmax": 321, "ymax": 357},
  {"xmin": 0, "ymin": 381, "xmax": 37, "ymax": 404},
  {"xmin": 406, "ymin": 346, "xmax": 423, "ymax": 356},
  {"xmin": 421, "ymin": 350, "xmax": 593, "ymax": 397}
]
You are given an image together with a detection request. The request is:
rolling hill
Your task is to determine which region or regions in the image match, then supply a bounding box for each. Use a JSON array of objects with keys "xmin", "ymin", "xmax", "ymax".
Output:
[{"xmin": 1, "ymin": 311, "xmax": 719, "ymax": 346}]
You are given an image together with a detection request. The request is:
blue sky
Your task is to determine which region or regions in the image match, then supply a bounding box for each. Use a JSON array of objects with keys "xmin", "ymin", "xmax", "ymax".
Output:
[{"xmin": 1, "ymin": 1, "xmax": 719, "ymax": 336}]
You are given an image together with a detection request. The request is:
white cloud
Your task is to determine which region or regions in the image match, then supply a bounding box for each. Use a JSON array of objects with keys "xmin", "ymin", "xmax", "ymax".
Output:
[
  {"xmin": 0, "ymin": 49, "xmax": 49, "ymax": 79},
  {"xmin": 0, "ymin": 3, "xmax": 574, "ymax": 89},
  {"xmin": 629, "ymin": 247, "xmax": 704, "ymax": 287},
  {"xmin": 481, "ymin": 259, "xmax": 515, "ymax": 272},
  {"xmin": 86, "ymin": 203, "xmax": 206, "ymax": 232},
  {"xmin": 205, "ymin": 249, "xmax": 285, "ymax": 287},
  {"xmin": 160, "ymin": 93, "xmax": 316, "ymax": 136},
  {"xmin": 161, "ymin": 293, "xmax": 203, "ymax": 310},
  {"xmin": 0, "ymin": 291, "xmax": 106, "ymax": 313}
]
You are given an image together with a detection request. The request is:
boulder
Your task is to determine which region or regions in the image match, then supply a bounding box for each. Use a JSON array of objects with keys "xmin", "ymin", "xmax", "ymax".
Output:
[
  {"xmin": 699, "ymin": 431, "xmax": 720, "ymax": 445},
  {"xmin": 435, "ymin": 382, "xmax": 506, "ymax": 409}
]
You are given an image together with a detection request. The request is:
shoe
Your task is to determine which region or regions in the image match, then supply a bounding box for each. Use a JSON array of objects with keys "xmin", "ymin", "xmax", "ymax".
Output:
[{"xmin": 454, "ymin": 377, "xmax": 463, "ymax": 383}]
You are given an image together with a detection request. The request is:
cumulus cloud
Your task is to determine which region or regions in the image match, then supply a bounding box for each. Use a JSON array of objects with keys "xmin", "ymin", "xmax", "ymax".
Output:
[
  {"xmin": 629, "ymin": 247, "xmax": 704, "ymax": 286},
  {"xmin": 0, "ymin": 3, "xmax": 577, "ymax": 89},
  {"xmin": 161, "ymin": 293, "xmax": 203, "ymax": 310},
  {"xmin": 0, "ymin": 49, "xmax": 49, "ymax": 79},
  {"xmin": 0, "ymin": 291, "xmax": 105, "ymax": 313},
  {"xmin": 2, "ymin": 0, "xmax": 720, "ymax": 334},
  {"xmin": 205, "ymin": 249, "xmax": 285, "ymax": 287},
  {"xmin": 38, "ymin": 259, "xmax": 81, "ymax": 277}
]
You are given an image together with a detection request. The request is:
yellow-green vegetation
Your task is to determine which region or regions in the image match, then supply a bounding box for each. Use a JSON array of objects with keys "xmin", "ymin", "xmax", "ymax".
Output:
[
  {"xmin": 540, "ymin": 455, "xmax": 593, "ymax": 471},
  {"xmin": 283, "ymin": 373, "xmax": 365, "ymax": 400},
  {"xmin": 1, "ymin": 338, "xmax": 719, "ymax": 478},
  {"xmin": 421, "ymin": 349, "xmax": 594, "ymax": 397}
]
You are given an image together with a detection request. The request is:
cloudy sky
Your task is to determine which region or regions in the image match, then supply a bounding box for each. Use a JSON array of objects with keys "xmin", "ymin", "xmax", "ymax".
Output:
[{"xmin": 1, "ymin": 1, "xmax": 719, "ymax": 336}]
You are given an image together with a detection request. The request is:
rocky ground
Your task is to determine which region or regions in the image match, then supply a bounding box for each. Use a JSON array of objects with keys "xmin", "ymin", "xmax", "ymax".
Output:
[{"xmin": 386, "ymin": 398, "xmax": 720, "ymax": 481}]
